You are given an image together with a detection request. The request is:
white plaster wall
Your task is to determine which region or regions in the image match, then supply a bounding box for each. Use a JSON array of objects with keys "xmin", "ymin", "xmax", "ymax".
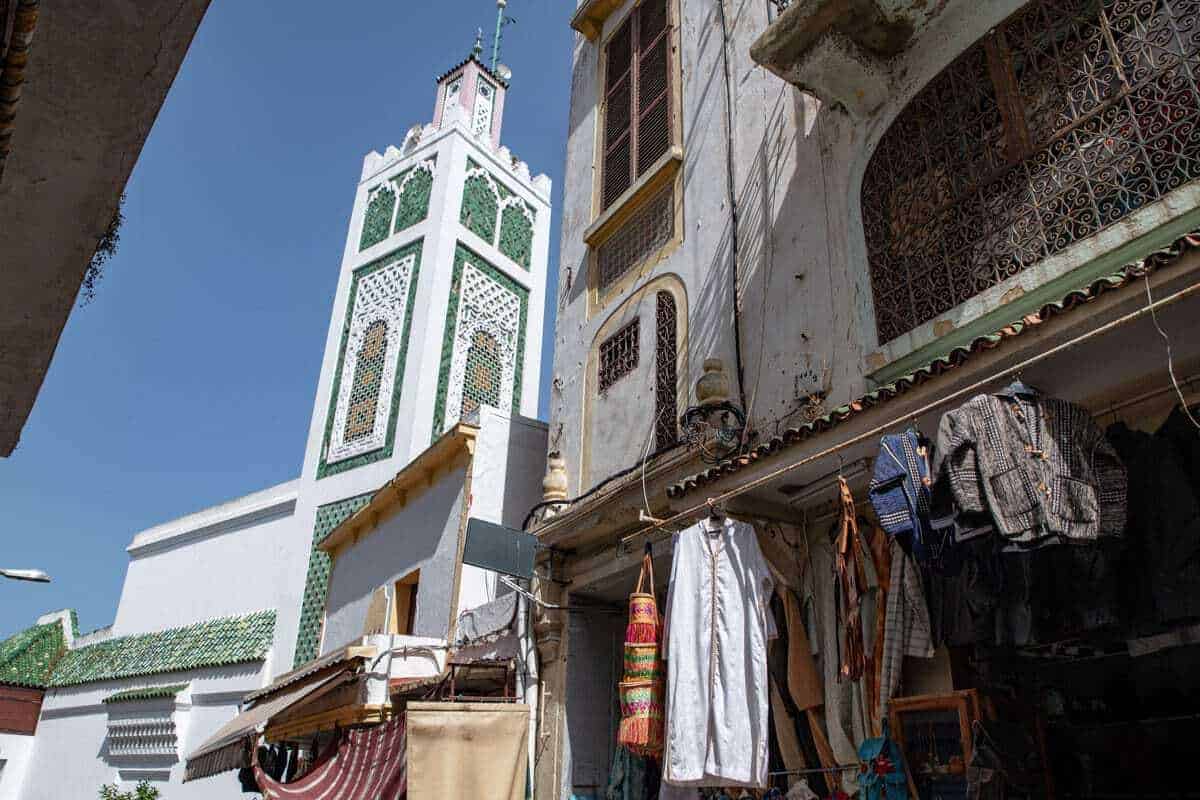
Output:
[
  {"xmin": 20, "ymin": 662, "xmax": 268, "ymax": 800},
  {"xmin": 321, "ymin": 466, "xmax": 468, "ymax": 653},
  {"xmin": 0, "ymin": 732, "xmax": 35, "ymax": 799},
  {"xmin": 112, "ymin": 481, "xmax": 301, "ymax": 637}
]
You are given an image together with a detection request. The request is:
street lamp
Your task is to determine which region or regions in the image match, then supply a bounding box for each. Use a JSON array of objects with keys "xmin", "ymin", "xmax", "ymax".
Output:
[{"xmin": 0, "ymin": 568, "xmax": 51, "ymax": 583}]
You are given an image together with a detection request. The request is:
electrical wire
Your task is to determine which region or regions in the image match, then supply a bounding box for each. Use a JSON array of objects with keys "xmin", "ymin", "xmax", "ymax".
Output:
[{"xmin": 1144, "ymin": 272, "xmax": 1200, "ymax": 431}]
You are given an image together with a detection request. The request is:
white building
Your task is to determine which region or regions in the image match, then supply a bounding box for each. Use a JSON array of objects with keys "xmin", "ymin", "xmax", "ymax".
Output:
[{"xmin": 2, "ymin": 32, "xmax": 552, "ymax": 800}]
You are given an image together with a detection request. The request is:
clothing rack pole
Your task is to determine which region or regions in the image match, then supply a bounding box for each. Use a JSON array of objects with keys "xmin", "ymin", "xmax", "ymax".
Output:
[
  {"xmin": 767, "ymin": 764, "xmax": 861, "ymax": 777},
  {"xmin": 616, "ymin": 277, "xmax": 1200, "ymax": 549}
]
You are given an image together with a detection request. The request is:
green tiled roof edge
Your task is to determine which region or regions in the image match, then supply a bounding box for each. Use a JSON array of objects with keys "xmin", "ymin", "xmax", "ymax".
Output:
[
  {"xmin": 49, "ymin": 610, "xmax": 275, "ymax": 688},
  {"xmin": 103, "ymin": 683, "xmax": 189, "ymax": 704},
  {"xmin": 0, "ymin": 620, "xmax": 67, "ymax": 689}
]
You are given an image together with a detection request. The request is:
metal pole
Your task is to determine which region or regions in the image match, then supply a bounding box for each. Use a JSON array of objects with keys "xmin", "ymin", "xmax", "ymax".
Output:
[{"xmin": 492, "ymin": 0, "xmax": 507, "ymax": 70}]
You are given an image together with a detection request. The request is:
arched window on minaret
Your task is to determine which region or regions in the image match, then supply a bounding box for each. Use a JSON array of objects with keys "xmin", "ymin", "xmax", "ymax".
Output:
[
  {"xmin": 462, "ymin": 330, "xmax": 502, "ymax": 417},
  {"xmin": 461, "ymin": 173, "xmax": 499, "ymax": 243},
  {"xmin": 344, "ymin": 320, "xmax": 388, "ymax": 442},
  {"xmin": 359, "ymin": 186, "xmax": 396, "ymax": 251}
]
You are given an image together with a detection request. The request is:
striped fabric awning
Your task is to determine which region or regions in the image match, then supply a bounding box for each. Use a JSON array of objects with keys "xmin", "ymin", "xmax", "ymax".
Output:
[{"xmin": 253, "ymin": 715, "xmax": 407, "ymax": 799}]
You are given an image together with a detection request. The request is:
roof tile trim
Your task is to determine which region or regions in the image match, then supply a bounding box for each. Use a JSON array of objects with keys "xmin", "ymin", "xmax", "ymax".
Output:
[
  {"xmin": 49, "ymin": 610, "xmax": 276, "ymax": 688},
  {"xmin": 668, "ymin": 230, "xmax": 1200, "ymax": 498},
  {"xmin": 103, "ymin": 683, "xmax": 189, "ymax": 704},
  {"xmin": 0, "ymin": 619, "xmax": 66, "ymax": 689}
]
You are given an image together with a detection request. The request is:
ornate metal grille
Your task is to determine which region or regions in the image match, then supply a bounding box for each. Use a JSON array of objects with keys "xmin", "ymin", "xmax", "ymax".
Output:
[
  {"xmin": 863, "ymin": 0, "xmax": 1200, "ymax": 344},
  {"xmin": 344, "ymin": 320, "xmax": 388, "ymax": 442},
  {"xmin": 462, "ymin": 330, "xmax": 502, "ymax": 416},
  {"xmin": 599, "ymin": 317, "xmax": 640, "ymax": 393},
  {"xmin": 596, "ymin": 182, "xmax": 674, "ymax": 292},
  {"xmin": 654, "ymin": 291, "xmax": 679, "ymax": 450},
  {"xmin": 601, "ymin": 0, "xmax": 673, "ymax": 210}
]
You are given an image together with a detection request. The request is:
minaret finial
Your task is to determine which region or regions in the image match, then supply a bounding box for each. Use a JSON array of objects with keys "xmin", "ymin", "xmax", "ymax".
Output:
[
  {"xmin": 491, "ymin": 0, "xmax": 515, "ymax": 72},
  {"xmin": 473, "ymin": 28, "xmax": 484, "ymax": 58}
]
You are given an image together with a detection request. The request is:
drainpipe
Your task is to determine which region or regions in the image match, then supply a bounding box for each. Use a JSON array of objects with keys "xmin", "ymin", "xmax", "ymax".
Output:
[{"xmin": 516, "ymin": 590, "xmax": 538, "ymax": 797}]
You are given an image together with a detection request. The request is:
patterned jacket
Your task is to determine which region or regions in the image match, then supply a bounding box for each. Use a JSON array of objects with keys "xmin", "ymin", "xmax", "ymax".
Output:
[
  {"xmin": 868, "ymin": 430, "xmax": 935, "ymax": 557},
  {"xmin": 935, "ymin": 394, "xmax": 1126, "ymax": 545}
]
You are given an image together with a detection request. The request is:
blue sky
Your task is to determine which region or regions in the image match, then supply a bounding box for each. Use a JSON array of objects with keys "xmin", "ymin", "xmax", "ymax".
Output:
[{"xmin": 0, "ymin": 1, "xmax": 573, "ymax": 638}]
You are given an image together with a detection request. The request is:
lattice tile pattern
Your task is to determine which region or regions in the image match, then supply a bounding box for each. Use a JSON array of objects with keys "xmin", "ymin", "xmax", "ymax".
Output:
[
  {"xmin": 433, "ymin": 245, "xmax": 529, "ymax": 437},
  {"xmin": 394, "ymin": 164, "xmax": 434, "ymax": 234},
  {"xmin": 292, "ymin": 493, "xmax": 374, "ymax": 668},
  {"xmin": 359, "ymin": 159, "xmax": 435, "ymax": 252},
  {"xmin": 599, "ymin": 317, "xmax": 640, "ymax": 393},
  {"xmin": 596, "ymin": 183, "xmax": 674, "ymax": 292},
  {"xmin": 359, "ymin": 186, "xmax": 396, "ymax": 251},
  {"xmin": 319, "ymin": 242, "xmax": 422, "ymax": 478},
  {"xmin": 461, "ymin": 160, "xmax": 535, "ymax": 270},
  {"xmin": 863, "ymin": 0, "xmax": 1200, "ymax": 343}
]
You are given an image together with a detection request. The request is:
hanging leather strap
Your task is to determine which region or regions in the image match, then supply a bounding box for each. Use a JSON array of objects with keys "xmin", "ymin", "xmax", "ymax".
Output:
[
  {"xmin": 835, "ymin": 477, "xmax": 866, "ymax": 682},
  {"xmin": 634, "ymin": 552, "xmax": 657, "ymax": 604}
]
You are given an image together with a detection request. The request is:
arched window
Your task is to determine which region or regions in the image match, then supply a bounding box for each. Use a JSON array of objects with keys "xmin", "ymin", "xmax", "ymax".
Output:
[
  {"xmin": 359, "ymin": 187, "xmax": 396, "ymax": 251},
  {"xmin": 462, "ymin": 330, "xmax": 502, "ymax": 416},
  {"xmin": 344, "ymin": 320, "xmax": 388, "ymax": 442},
  {"xmin": 460, "ymin": 174, "xmax": 499, "ymax": 243},
  {"xmin": 655, "ymin": 291, "xmax": 678, "ymax": 450},
  {"xmin": 498, "ymin": 202, "xmax": 534, "ymax": 268},
  {"xmin": 863, "ymin": 0, "xmax": 1200, "ymax": 344},
  {"xmin": 394, "ymin": 168, "xmax": 433, "ymax": 234}
]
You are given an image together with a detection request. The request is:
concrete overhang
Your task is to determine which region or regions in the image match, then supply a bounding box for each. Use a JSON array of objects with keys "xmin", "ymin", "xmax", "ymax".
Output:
[
  {"xmin": 319, "ymin": 423, "xmax": 480, "ymax": 556},
  {"xmin": 571, "ymin": 0, "xmax": 626, "ymax": 41},
  {"xmin": 0, "ymin": 0, "xmax": 211, "ymax": 456},
  {"xmin": 750, "ymin": 0, "xmax": 958, "ymax": 117}
]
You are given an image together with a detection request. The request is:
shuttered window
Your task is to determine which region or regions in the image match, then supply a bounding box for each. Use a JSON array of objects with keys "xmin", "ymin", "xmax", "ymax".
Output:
[{"xmin": 601, "ymin": 0, "xmax": 672, "ymax": 211}]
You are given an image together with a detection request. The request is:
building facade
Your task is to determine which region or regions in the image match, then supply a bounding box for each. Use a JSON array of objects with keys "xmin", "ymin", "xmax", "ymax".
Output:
[
  {"xmin": 3, "ymin": 33, "xmax": 553, "ymax": 799},
  {"xmin": 533, "ymin": 0, "xmax": 1200, "ymax": 797}
]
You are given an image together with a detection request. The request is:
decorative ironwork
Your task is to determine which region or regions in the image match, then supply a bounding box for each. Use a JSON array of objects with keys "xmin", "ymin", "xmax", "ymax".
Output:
[
  {"xmin": 863, "ymin": 0, "xmax": 1200, "ymax": 344},
  {"xmin": 654, "ymin": 291, "xmax": 679, "ymax": 450},
  {"xmin": 599, "ymin": 317, "xmax": 640, "ymax": 393},
  {"xmin": 682, "ymin": 400, "xmax": 747, "ymax": 464},
  {"xmin": 596, "ymin": 182, "xmax": 674, "ymax": 292},
  {"xmin": 601, "ymin": 0, "xmax": 672, "ymax": 210}
]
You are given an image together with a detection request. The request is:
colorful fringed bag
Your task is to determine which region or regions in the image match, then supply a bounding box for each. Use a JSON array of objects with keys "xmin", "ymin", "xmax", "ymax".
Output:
[{"xmin": 617, "ymin": 550, "xmax": 664, "ymax": 757}]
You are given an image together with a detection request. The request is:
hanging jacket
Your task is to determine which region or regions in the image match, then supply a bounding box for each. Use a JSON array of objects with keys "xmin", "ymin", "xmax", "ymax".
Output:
[
  {"xmin": 857, "ymin": 722, "xmax": 908, "ymax": 800},
  {"xmin": 868, "ymin": 431, "xmax": 935, "ymax": 557},
  {"xmin": 935, "ymin": 394, "xmax": 1126, "ymax": 546}
]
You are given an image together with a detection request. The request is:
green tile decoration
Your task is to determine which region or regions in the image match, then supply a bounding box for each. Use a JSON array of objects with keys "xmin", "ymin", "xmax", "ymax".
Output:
[
  {"xmin": 291, "ymin": 492, "xmax": 375, "ymax": 668},
  {"xmin": 359, "ymin": 185, "xmax": 396, "ymax": 251},
  {"xmin": 394, "ymin": 165, "xmax": 434, "ymax": 234},
  {"xmin": 431, "ymin": 243, "xmax": 529, "ymax": 439},
  {"xmin": 103, "ymin": 683, "xmax": 189, "ymax": 704},
  {"xmin": 317, "ymin": 240, "xmax": 424, "ymax": 480},
  {"xmin": 498, "ymin": 201, "xmax": 534, "ymax": 269},
  {"xmin": 0, "ymin": 619, "xmax": 68, "ymax": 688},
  {"xmin": 48, "ymin": 610, "xmax": 275, "ymax": 687},
  {"xmin": 461, "ymin": 172, "xmax": 499, "ymax": 243}
]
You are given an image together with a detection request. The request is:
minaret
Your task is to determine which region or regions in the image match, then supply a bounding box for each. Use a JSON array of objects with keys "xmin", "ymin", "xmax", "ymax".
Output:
[{"xmin": 284, "ymin": 17, "xmax": 552, "ymax": 669}]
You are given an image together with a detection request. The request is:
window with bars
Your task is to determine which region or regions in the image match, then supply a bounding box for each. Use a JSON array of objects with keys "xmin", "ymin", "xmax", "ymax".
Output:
[
  {"xmin": 599, "ymin": 318, "xmax": 640, "ymax": 393},
  {"xmin": 601, "ymin": 0, "xmax": 673, "ymax": 211},
  {"xmin": 462, "ymin": 330, "xmax": 502, "ymax": 416},
  {"xmin": 654, "ymin": 291, "xmax": 678, "ymax": 450},
  {"xmin": 863, "ymin": 0, "xmax": 1200, "ymax": 345},
  {"xmin": 596, "ymin": 182, "xmax": 675, "ymax": 292}
]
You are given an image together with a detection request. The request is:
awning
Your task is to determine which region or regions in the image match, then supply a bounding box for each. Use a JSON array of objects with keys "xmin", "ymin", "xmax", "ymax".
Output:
[
  {"xmin": 243, "ymin": 643, "xmax": 373, "ymax": 703},
  {"xmin": 253, "ymin": 714, "xmax": 407, "ymax": 799},
  {"xmin": 407, "ymin": 702, "xmax": 529, "ymax": 798},
  {"xmin": 183, "ymin": 668, "xmax": 353, "ymax": 782}
]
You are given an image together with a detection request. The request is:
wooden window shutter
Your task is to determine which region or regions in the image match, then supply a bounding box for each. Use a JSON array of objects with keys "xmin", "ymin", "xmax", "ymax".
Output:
[
  {"xmin": 602, "ymin": 18, "xmax": 635, "ymax": 210},
  {"xmin": 636, "ymin": 0, "xmax": 671, "ymax": 176}
]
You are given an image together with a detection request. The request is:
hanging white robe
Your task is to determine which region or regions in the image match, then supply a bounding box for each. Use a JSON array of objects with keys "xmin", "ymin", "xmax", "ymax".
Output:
[{"xmin": 662, "ymin": 518, "xmax": 776, "ymax": 788}]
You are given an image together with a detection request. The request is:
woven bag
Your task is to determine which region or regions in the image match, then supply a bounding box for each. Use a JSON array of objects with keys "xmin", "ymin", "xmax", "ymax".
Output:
[
  {"xmin": 617, "ymin": 552, "xmax": 664, "ymax": 757},
  {"xmin": 617, "ymin": 678, "xmax": 664, "ymax": 757}
]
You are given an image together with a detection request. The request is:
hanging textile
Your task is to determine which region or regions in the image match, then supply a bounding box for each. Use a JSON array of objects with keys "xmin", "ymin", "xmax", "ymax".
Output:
[
  {"xmin": 252, "ymin": 715, "xmax": 406, "ymax": 799},
  {"xmin": 619, "ymin": 550, "xmax": 665, "ymax": 757},
  {"xmin": 781, "ymin": 588, "xmax": 823, "ymax": 712},
  {"xmin": 865, "ymin": 524, "xmax": 892, "ymax": 735},
  {"xmin": 407, "ymin": 702, "xmax": 529, "ymax": 798},
  {"xmin": 856, "ymin": 720, "xmax": 908, "ymax": 800},
  {"xmin": 936, "ymin": 394, "xmax": 1127, "ymax": 547},
  {"xmin": 834, "ymin": 478, "xmax": 867, "ymax": 682},
  {"xmin": 662, "ymin": 517, "xmax": 776, "ymax": 788},
  {"xmin": 877, "ymin": 538, "xmax": 934, "ymax": 719}
]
